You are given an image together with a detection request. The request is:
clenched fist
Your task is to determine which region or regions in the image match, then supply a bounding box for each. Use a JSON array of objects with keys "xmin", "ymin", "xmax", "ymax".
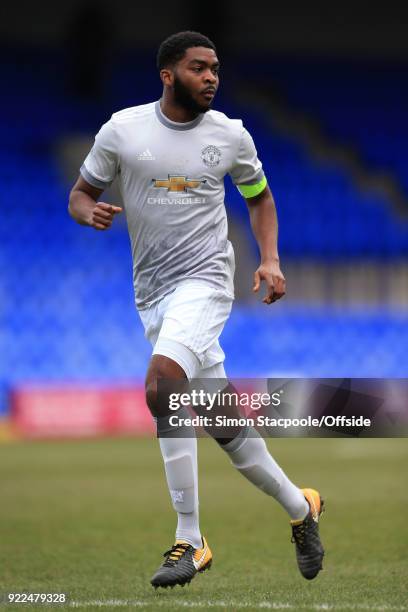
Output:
[{"xmin": 91, "ymin": 203, "xmax": 123, "ymax": 230}]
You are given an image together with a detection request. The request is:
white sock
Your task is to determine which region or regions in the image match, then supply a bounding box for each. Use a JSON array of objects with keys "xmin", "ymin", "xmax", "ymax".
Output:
[
  {"xmin": 157, "ymin": 411, "xmax": 202, "ymax": 549},
  {"xmin": 222, "ymin": 427, "xmax": 308, "ymax": 520}
]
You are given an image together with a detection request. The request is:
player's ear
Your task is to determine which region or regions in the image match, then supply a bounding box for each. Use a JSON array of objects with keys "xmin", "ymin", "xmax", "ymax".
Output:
[{"xmin": 160, "ymin": 68, "xmax": 174, "ymax": 87}]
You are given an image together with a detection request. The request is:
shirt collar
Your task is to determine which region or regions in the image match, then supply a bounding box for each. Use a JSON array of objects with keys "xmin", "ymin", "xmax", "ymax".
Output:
[{"xmin": 155, "ymin": 100, "xmax": 205, "ymax": 131}]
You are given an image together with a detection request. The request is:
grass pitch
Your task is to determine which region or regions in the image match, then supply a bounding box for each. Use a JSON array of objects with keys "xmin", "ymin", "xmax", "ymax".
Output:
[{"xmin": 1, "ymin": 437, "xmax": 407, "ymax": 611}]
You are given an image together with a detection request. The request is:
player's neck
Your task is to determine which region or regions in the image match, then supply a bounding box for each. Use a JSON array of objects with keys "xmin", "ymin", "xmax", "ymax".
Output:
[{"xmin": 159, "ymin": 96, "xmax": 200, "ymax": 123}]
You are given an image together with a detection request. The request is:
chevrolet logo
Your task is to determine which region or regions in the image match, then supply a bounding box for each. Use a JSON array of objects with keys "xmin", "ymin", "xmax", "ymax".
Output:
[{"xmin": 152, "ymin": 175, "xmax": 206, "ymax": 193}]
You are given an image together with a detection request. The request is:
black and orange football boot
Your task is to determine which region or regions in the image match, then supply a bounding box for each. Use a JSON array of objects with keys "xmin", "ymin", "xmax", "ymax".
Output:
[
  {"xmin": 150, "ymin": 537, "xmax": 212, "ymax": 589},
  {"xmin": 291, "ymin": 488, "xmax": 325, "ymax": 580}
]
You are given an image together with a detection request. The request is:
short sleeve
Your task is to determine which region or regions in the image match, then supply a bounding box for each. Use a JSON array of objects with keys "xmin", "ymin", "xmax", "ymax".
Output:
[
  {"xmin": 229, "ymin": 126, "xmax": 267, "ymax": 198},
  {"xmin": 80, "ymin": 119, "xmax": 119, "ymax": 189}
]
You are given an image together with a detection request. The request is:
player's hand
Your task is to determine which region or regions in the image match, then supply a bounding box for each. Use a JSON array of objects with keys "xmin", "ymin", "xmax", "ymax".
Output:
[
  {"xmin": 253, "ymin": 260, "xmax": 286, "ymax": 304},
  {"xmin": 90, "ymin": 202, "xmax": 123, "ymax": 230}
]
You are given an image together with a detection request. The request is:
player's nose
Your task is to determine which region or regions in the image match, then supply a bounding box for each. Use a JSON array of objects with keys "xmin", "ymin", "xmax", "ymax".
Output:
[{"xmin": 203, "ymin": 70, "xmax": 217, "ymax": 84}]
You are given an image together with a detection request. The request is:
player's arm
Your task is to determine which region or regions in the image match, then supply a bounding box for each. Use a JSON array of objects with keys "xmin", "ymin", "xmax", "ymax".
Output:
[
  {"xmin": 230, "ymin": 124, "xmax": 285, "ymax": 305},
  {"xmin": 69, "ymin": 117, "xmax": 122, "ymax": 230},
  {"xmin": 68, "ymin": 176, "xmax": 122, "ymax": 230},
  {"xmin": 245, "ymin": 184, "xmax": 286, "ymax": 305}
]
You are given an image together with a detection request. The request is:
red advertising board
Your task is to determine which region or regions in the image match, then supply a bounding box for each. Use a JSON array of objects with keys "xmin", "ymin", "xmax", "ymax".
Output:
[{"xmin": 11, "ymin": 384, "xmax": 154, "ymax": 439}]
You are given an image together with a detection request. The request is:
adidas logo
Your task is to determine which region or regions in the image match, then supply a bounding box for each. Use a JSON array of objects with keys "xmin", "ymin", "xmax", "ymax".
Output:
[{"xmin": 136, "ymin": 148, "xmax": 155, "ymax": 160}]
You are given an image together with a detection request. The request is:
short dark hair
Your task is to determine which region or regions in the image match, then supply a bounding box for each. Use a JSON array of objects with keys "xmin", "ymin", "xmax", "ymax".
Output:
[{"xmin": 157, "ymin": 31, "xmax": 216, "ymax": 70}]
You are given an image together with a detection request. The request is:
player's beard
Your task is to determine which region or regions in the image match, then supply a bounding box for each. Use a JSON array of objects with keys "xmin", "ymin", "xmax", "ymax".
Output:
[{"xmin": 173, "ymin": 74, "xmax": 212, "ymax": 114}]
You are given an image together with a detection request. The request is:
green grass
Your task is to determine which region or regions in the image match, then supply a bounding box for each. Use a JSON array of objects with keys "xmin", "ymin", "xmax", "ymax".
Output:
[{"xmin": 1, "ymin": 437, "xmax": 407, "ymax": 611}]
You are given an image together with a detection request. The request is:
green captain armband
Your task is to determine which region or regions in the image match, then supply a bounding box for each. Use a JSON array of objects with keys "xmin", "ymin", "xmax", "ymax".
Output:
[{"xmin": 237, "ymin": 176, "xmax": 267, "ymax": 199}]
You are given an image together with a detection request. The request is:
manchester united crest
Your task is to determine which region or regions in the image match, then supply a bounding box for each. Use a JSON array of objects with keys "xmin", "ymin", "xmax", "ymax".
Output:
[{"xmin": 201, "ymin": 145, "xmax": 222, "ymax": 167}]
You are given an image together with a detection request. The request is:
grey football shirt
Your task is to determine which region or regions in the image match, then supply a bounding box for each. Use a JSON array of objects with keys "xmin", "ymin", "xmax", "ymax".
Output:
[{"xmin": 81, "ymin": 101, "xmax": 265, "ymax": 309}]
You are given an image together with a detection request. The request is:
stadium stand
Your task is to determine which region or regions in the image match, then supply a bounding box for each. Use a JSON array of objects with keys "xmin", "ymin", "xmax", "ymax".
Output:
[
  {"xmin": 239, "ymin": 57, "xmax": 408, "ymax": 199},
  {"xmin": 1, "ymin": 49, "xmax": 407, "ymax": 414}
]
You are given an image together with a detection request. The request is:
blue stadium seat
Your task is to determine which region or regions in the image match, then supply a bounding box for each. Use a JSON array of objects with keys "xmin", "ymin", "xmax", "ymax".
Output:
[{"xmin": 0, "ymin": 48, "xmax": 407, "ymax": 410}]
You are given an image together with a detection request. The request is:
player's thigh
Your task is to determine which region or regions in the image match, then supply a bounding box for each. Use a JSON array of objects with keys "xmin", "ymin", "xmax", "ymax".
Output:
[
  {"xmin": 156, "ymin": 282, "xmax": 233, "ymax": 371},
  {"xmin": 138, "ymin": 295, "xmax": 169, "ymax": 347},
  {"xmin": 146, "ymin": 353, "xmax": 187, "ymax": 382},
  {"xmin": 138, "ymin": 287, "xmax": 210, "ymax": 382}
]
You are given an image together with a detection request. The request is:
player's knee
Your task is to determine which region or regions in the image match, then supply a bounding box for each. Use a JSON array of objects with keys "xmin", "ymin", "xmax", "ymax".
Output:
[
  {"xmin": 145, "ymin": 356, "xmax": 187, "ymax": 418},
  {"xmin": 145, "ymin": 381, "xmax": 159, "ymax": 416},
  {"xmin": 144, "ymin": 377, "xmax": 177, "ymax": 418}
]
